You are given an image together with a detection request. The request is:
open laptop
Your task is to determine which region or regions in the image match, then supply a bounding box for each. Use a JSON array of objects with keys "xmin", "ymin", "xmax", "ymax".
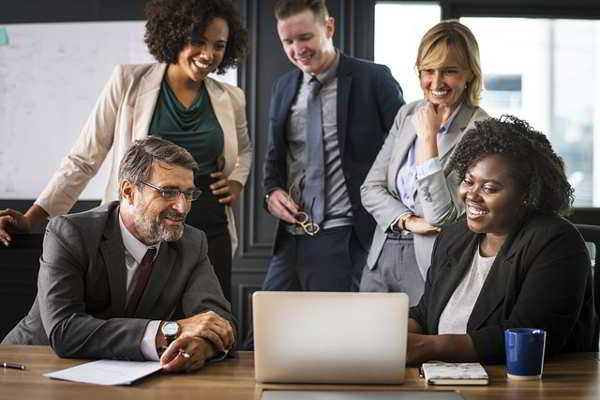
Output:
[{"xmin": 253, "ymin": 291, "xmax": 409, "ymax": 384}]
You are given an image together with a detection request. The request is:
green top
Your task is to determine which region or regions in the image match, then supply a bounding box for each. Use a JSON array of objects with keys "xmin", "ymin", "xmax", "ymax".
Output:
[{"xmin": 149, "ymin": 79, "xmax": 224, "ymax": 175}]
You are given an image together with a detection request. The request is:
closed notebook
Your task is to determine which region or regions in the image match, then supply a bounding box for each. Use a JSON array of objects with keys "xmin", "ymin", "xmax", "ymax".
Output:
[{"xmin": 421, "ymin": 362, "xmax": 489, "ymax": 385}]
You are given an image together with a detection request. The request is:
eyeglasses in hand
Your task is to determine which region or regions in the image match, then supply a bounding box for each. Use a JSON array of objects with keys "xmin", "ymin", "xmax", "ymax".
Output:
[{"xmin": 141, "ymin": 181, "xmax": 202, "ymax": 202}]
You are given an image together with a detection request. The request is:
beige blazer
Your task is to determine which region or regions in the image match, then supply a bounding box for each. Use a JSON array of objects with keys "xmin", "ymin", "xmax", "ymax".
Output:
[
  {"xmin": 361, "ymin": 100, "xmax": 489, "ymax": 277},
  {"xmin": 35, "ymin": 63, "xmax": 252, "ymax": 254}
]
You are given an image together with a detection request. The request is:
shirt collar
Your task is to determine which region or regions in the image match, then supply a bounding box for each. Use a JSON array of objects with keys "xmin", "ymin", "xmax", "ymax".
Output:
[
  {"xmin": 303, "ymin": 49, "xmax": 340, "ymax": 86},
  {"xmin": 439, "ymin": 103, "xmax": 463, "ymax": 135},
  {"xmin": 119, "ymin": 212, "xmax": 160, "ymax": 264}
]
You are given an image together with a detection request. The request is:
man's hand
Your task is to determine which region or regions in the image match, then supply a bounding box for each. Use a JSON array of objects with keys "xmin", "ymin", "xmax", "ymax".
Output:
[
  {"xmin": 160, "ymin": 336, "xmax": 215, "ymax": 373},
  {"xmin": 0, "ymin": 209, "xmax": 32, "ymax": 246},
  {"xmin": 266, "ymin": 189, "xmax": 299, "ymax": 224},
  {"xmin": 403, "ymin": 216, "xmax": 441, "ymax": 235},
  {"xmin": 177, "ymin": 311, "xmax": 234, "ymax": 352},
  {"xmin": 210, "ymin": 172, "xmax": 243, "ymax": 204}
]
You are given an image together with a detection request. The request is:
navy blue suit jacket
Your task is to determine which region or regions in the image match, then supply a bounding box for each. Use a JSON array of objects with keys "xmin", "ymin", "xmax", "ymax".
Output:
[{"xmin": 263, "ymin": 53, "xmax": 404, "ymax": 250}]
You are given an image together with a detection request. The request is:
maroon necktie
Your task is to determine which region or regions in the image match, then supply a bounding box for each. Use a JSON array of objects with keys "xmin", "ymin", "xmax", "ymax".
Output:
[{"xmin": 126, "ymin": 247, "xmax": 157, "ymax": 315}]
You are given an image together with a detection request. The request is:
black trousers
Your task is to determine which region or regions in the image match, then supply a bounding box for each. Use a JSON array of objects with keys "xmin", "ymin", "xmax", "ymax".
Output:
[{"xmin": 185, "ymin": 174, "xmax": 232, "ymax": 302}]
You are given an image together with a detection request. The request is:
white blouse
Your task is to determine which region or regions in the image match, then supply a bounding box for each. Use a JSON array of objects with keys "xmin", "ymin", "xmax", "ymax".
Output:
[{"xmin": 437, "ymin": 243, "xmax": 496, "ymax": 334}]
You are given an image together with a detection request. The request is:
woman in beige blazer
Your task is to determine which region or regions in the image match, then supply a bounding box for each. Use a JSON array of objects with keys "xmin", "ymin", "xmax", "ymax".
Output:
[
  {"xmin": 359, "ymin": 21, "xmax": 488, "ymax": 306},
  {"xmin": 0, "ymin": 0, "xmax": 252, "ymax": 302}
]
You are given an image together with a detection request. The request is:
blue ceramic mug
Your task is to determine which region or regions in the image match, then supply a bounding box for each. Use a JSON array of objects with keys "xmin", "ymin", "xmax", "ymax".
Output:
[{"xmin": 504, "ymin": 328, "xmax": 546, "ymax": 380}]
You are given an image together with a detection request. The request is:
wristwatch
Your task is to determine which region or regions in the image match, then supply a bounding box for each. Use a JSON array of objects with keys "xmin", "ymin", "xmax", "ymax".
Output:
[{"xmin": 161, "ymin": 321, "xmax": 180, "ymax": 347}]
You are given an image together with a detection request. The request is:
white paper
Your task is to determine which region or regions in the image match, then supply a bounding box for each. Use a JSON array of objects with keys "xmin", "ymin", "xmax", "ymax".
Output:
[{"xmin": 44, "ymin": 359, "xmax": 162, "ymax": 386}]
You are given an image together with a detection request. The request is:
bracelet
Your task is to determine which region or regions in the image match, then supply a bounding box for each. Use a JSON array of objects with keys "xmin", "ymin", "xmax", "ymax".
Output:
[{"xmin": 399, "ymin": 213, "xmax": 413, "ymax": 231}]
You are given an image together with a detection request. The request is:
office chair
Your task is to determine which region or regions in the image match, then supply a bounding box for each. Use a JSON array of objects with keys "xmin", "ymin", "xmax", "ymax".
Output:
[
  {"xmin": 574, "ymin": 224, "xmax": 600, "ymax": 349},
  {"xmin": 0, "ymin": 233, "xmax": 44, "ymax": 341}
]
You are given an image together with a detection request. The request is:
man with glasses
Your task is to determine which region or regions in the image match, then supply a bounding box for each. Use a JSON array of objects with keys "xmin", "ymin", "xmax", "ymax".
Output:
[{"xmin": 3, "ymin": 137, "xmax": 235, "ymax": 373}]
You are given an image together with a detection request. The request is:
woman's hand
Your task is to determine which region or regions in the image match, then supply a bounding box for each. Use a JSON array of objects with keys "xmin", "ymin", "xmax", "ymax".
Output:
[
  {"xmin": 210, "ymin": 172, "xmax": 242, "ymax": 204},
  {"xmin": 0, "ymin": 209, "xmax": 33, "ymax": 246},
  {"xmin": 404, "ymin": 216, "xmax": 441, "ymax": 235},
  {"xmin": 413, "ymin": 102, "xmax": 452, "ymax": 163}
]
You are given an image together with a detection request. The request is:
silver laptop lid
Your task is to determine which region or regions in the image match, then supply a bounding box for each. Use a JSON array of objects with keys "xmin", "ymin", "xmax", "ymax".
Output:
[{"xmin": 253, "ymin": 292, "xmax": 409, "ymax": 384}]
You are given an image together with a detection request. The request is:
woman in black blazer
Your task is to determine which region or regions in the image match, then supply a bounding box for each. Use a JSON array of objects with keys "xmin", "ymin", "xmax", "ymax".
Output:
[{"xmin": 407, "ymin": 115, "xmax": 597, "ymax": 365}]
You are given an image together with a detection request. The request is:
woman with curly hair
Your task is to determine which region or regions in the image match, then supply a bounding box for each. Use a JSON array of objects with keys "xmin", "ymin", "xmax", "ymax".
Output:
[
  {"xmin": 406, "ymin": 115, "xmax": 596, "ymax": 365},
  {"xmin": 0, "ymin": 0, "xmax": 251, "ymax": 302}
]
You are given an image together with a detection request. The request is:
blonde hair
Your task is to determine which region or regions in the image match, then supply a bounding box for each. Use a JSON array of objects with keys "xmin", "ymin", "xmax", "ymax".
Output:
[{"xmin": 416, "ymin": 20, "xmax": 482, "ymax": 106}]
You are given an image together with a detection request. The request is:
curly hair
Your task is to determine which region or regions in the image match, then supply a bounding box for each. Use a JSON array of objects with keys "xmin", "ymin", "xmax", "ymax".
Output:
[
  {"xmin": 144, "ymin": 0, "xmax": 247, "ymax": 74},
  {"xmin": 449, "ymin": 115, "xmax": 574, "ymax": 216}
]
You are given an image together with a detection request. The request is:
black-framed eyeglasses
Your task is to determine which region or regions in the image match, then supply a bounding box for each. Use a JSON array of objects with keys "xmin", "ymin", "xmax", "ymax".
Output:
[
  {"xmin": 293, "ymin": 197, "xmax": 320, "ymax": 236},
  {"xmin": 141, "ymin": 181, "xmax": 202, "ymax": 201}
]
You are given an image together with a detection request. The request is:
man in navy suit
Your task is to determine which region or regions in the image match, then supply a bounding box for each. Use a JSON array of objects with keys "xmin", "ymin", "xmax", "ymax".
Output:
[{"xmin": 262, "ymin": 0, "xmax": 404, "ymax": 292}]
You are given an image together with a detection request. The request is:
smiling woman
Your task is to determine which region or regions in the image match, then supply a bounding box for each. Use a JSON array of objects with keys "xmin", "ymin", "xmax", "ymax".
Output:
[
  {"xmin": 360, "ymin": 20, "xmax": 488, "ymax": 306},
  {"xmin": 405, "ymin": 115, "xmax": 596, "ymax": 365},
  {"xmin": 0, "ymin": 0, "xmax": 252, "ymax": 303}
]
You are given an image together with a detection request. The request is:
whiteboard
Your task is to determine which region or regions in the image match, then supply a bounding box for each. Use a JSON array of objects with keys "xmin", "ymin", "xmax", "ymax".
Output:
[{"xmin": 0, "ymin": 21, "xmax": 236, "ymax": 200}]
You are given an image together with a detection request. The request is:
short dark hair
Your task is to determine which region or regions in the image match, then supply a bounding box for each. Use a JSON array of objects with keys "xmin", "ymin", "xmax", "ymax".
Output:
[
  {"xmin": 118, "ymin": 137, "xmax": 198, "ymax": 198},
  {"xmin": 274, "ymin": 0, "xmax": 329, "ymax": 22},
  {"xmin": 144, "ymin": 0, "xmax": 247, "ymax": 74},
  {"xmin": 449, "ymin": 115, "xmax": 574, "ymax": 216}
]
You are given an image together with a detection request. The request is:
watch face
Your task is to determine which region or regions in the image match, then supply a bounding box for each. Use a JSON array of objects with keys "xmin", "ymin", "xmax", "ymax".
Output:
[{"xmin": 162, "ymin": 322, "xmax": 179, "ymax": 336}]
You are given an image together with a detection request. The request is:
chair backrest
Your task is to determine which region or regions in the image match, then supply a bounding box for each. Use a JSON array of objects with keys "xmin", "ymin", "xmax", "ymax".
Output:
[
  {"xmin": 0, "ymin": 233, "xmax": 44, "ymax": 341},
  {"xmin": 574, "ymin": 224, "xmax": 600, "ymax": 348}
]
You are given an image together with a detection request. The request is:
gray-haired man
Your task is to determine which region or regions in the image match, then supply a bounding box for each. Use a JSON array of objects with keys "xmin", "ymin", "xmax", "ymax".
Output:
[{"xmin": 3, "ymin": 137, "xmax": 235, "ymax": 373}]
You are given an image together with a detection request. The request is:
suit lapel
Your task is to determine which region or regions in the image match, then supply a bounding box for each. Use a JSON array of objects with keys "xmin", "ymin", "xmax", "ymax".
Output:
[
  {"xmin": 205, "ymin": 78, "xmax": 236, "ymax": 176},
  {"xmin": 429, "ymin": 231, "xmax": 479, "ymax": 332},
  {"xmin": 132, "ymin": 64, "xmax": 166, "ymax": 140},
  {"xmin": 337, "ymin": 55, "xmax": 352, "ymax": 158},
  {"xmin": 467, "ymin": 221, "xmax": 526, "ymax": 330},
  {"xmin": 278, "ymin": 71, "xmax": 302, "ymax": 123},
  {"xmin": 100, "ymin": 206, "xmax": 128, "ymax": 316},
  {"xmin": 134, "ymin": 241, "xmax": 177, "ymax": 317},
  {"xmin": 438, "ymin": 104, "xmax": 476, "ymax": 161},
  {"xmin": 388, "ymin": 116, "xmax": 418, "ymax": 197}
]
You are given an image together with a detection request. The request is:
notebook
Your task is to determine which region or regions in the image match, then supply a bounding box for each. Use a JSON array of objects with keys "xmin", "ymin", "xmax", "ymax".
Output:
[
  {"xmin": 421, "ymin": 362, "xmax": 489, "ymax": 385},
  {"xmin": 253, "ymin": 291, "xmax": 409, "ymax": 384}
]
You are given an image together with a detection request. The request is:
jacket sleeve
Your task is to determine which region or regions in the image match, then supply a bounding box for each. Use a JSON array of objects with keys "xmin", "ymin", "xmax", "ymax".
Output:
[
  {"xmin": 35, "ymin": 65, "xmax": 124, "ymax": 217},
  {"xmin": 360, "ymin": 106, "xmax": 413, "ymax": 232},
  {"xmin": 263, "ymin": 79, "xmax": 288, "ymax": 193},
  {"xmin": 225, "ymin": 85, "xmax": 253, "ymax": 187},
  {"xmin": 417, "ymin": 107, "xmax": 489, "ymax": 226},
  {"xmin": 469, "ymin": 223, "xmax": 591, "ymax": 364},
  {"xmin": 408, "ymin": 231, "xmax": 443, "ymax": 330},
  {"xmin": 39, "ymin": 216, "xmax": 150, "ymax": 360}
]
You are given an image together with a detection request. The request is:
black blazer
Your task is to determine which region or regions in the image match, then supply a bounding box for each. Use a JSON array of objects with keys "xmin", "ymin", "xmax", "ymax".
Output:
[
  {"xmin": 263, "ymin": 53, "xmax": 404, "ymax": 250},
  {"xmin": 410, "ymin": 214, "xmax": 597, "ymax": 364}
]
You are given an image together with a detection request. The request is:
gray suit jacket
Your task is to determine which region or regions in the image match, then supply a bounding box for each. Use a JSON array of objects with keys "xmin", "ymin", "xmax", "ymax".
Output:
[
  {"xmin": 361, "ymin": 100, "xmax": 489, "ymax": 277},
  {"xmin": 2, "ymin": 202, "xmax": 235, "ymax": 360}
]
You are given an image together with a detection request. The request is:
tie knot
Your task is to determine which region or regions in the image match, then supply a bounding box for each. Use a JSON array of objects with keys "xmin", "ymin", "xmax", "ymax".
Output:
[
  {"xmin": 143, "ymin": 247, "xmax": 157, "ymax": 263},
  {"xmin": 309, "ymin": 77, "xmax": 322, "ymax": 95}
]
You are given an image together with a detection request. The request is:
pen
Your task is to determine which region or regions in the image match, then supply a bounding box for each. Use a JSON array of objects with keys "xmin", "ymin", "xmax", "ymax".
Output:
[{"xmin": 2, "ymin": 362, "xmax": 26, "ymax": 370}]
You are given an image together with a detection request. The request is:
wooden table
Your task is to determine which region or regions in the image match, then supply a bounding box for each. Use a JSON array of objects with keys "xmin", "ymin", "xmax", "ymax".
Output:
[{"xmin": 1, "ymin": 346, "xmax": 598, "ymax": 400}]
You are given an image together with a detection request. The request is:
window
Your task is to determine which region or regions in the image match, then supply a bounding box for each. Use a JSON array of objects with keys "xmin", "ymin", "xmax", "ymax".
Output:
[
  {"xmin": 374, "ymin": 2, "xmax": 441, "ymax": 103},
  {"xmin": 374, "ymin": 4, "xmax": 600, "ymax": 207},
  {"xmin": 464, "ymin": 17, "xmax": 600, "ymax": 206}
]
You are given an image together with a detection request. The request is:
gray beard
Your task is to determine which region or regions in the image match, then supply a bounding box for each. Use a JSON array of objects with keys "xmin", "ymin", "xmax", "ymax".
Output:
[{"xmin": 133, "ymin": 211, "xmax": 184, "ymax": 243}]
